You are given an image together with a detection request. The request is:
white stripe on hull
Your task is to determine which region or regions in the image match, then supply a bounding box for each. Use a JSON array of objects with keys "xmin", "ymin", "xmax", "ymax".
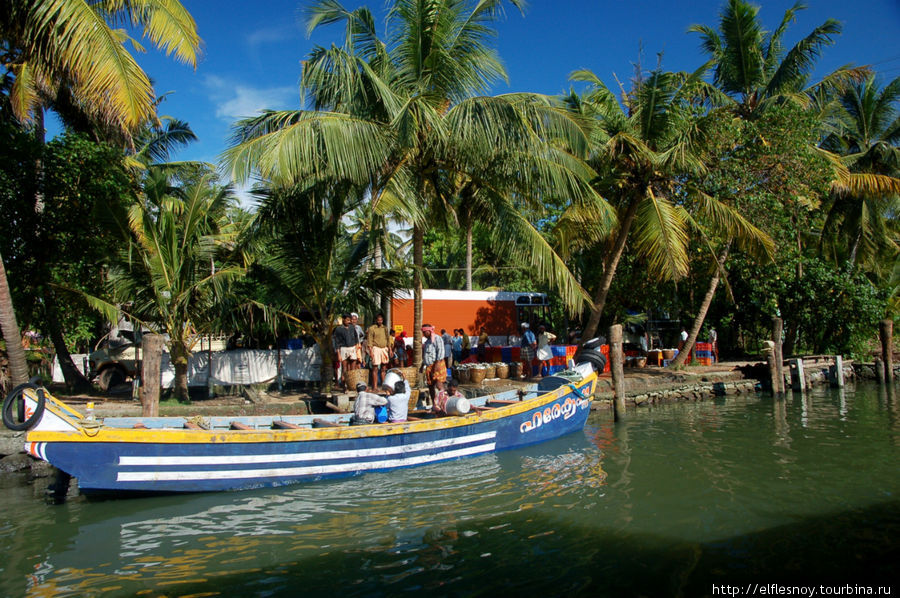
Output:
[
  {"xmin": 118, "ymin": 431, "xmax": 497, "ymax": 466},
  {"xmin": 117, "ymin": 442, "xmax": 496, "ymax": 482}
]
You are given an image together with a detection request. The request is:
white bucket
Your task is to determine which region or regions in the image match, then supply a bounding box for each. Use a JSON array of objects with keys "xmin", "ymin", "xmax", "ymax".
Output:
[
  {"xmin": 382, "ymin": 370, "xmax": 403, "ymax": 390},
  {"xmin": 445, "ymin": 396, "xmax": 471, "ymax": 416}
]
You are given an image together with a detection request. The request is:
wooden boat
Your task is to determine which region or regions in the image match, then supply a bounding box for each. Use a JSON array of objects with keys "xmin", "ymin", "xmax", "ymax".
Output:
[{"xmin": 3, "ymin": 364, "xmax": 597, "ymax": 494}]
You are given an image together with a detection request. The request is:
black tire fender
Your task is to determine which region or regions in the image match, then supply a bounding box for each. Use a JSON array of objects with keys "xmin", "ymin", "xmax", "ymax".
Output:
[{"xmin": 2, "ymin": 382, "xmax": 46, "ymax": 431}]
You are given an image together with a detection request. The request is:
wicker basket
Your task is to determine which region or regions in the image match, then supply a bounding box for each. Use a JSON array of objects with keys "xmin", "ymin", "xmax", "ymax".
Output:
[
  {"xmin": 482, "ymin": 365, "xmax": 496, "ymax": 379},
  {"xmin": 344, "ymin": 368, "xmax": 369, "ymax": 389},
  {"xmin": 508, "ymin": 362, "xmax": 521, "ymax": 379},
  {"xmin": 457, "ymin": 367, "xmax": 470, "ymax": 383},
  {"xmin": 469, "ymin": 368, "xmax": 487, "ymax": 384},
  {"xmin": 407, "ymin": 388, "xmax": 421, "ymax": 412},
  {"xmin": 395, "ymin": 366, "xmax": 419, "ymax": 386},
  {"xmin": 495, "ymin": 363, "xmax": 509, "ymax": 379},
  {"xmin": 662, "ymin": 349, "xmax": 676, "ymax": 360}
]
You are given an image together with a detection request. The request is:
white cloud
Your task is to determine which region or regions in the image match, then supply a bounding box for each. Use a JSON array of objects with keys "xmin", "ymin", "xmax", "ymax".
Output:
[
  {"xmin": 245, "ymin": 25, "xmax": 296, "ymax": 49},
  {"xmin": 204, "ymin": 75, "xmax": 298, "ymax": 122}
]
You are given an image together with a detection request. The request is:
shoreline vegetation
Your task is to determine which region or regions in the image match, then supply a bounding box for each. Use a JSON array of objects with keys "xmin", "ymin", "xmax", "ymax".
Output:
[{"xmin": 1, "ymin": 0, "xmax": 898, "ymax": 416}]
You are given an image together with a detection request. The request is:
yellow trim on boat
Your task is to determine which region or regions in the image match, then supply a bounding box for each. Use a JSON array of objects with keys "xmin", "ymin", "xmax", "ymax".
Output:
[{"xmin": 26, "ymin": 373, "xmax": 595, "ymax": 444}]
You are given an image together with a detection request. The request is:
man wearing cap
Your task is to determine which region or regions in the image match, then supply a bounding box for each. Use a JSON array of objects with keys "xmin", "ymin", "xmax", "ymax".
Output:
[
  {"xmin": 367, "ymin": 313, "xmax": 391, "ymax": 388},
  {"xmin": 520, "ymin": 322, "xmax": 537, "ymax": 379},
  {"xmin": 333, "ymin": 313, "xmax": 360, "ymax": 387},
  {"xmin": 422, "ymin": 324, "xmax": 446, "ymax": 405},
  {"xmin": 350, "ymin": 382, "xmax": 388, "ymax": 425}
]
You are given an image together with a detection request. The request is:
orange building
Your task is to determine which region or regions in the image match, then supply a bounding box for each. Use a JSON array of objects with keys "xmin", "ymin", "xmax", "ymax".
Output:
[{"xmin": 391, "ymin": 290, "xmax": 549, "ymax": 338}]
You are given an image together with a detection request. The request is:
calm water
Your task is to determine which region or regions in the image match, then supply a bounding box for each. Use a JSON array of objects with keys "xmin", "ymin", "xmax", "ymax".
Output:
[{"xmin": 2, "ymin": 383, "xmax": 898, "ymax": 597}]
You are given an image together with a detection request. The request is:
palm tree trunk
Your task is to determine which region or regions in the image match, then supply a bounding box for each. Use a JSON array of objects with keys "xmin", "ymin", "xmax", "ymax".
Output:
[
  {"xmin": 170, "ymin": 341, "xmax": 190, "ymax": 401},
  {"xmin": 465, "ymin": 221, "xmax": 473, "ymax": 291},
  {"xmin": 848, "ymin": 231, "xmax": 861, "ymax": 269},
  {"xmin": 0, "ymin": 252, "xmax": 29, "ymax": 386},
  {"xmin": 580, "ymin": 198, "xmax": 640, "ymax": 344},
  {"xmin": 413, "ymin": 223, "xmax": 424, "ymax": 373},
  {"xmin": 373, "ymin": 238, "xmax": 383, "ymax": 311},
  {"xmin": 669, "ymin": 243, "xmax": 730, "ymax": 368},
  {"xmin": 318, "ymin": 326, "xmax": 335, "ymax": 392},
  {"xmin": 43, "ymin": 288, "xmax": 92, "ymax": 391}
]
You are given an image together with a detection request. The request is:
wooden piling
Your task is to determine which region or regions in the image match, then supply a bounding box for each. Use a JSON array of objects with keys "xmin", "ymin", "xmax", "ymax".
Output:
[
  {"xmin": 140, "ymin": 333, "xmax": 164, "ymax": 417},
  {"xmin": 772, "ymin": 317, "xmax": 785, "ymax": 394},
  {"xmin": 610, "ymin": 324, "xmax": 627, "ymax": 421},
  {"xmin": 875, "ymin": 356, "xmax": 885, "ymax": 384},
  {"xmin": 830, "ymin": 355, "xmax": 844, "ymax": 388},
  {"xmin": 766, "ymin": 344, "xmax": 780, "ymax": 394},
  {"xmin": 880, "ymin": 319, "xmax": 893, "ymax": 383},
  {"xmin": 790, "ymin": 358, "xmax": 806, "ymax": 392}
]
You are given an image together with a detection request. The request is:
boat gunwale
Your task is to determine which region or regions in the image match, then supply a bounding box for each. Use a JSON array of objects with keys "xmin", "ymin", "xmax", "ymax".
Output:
[{"xmin": 25, "ymin": 372, "xmax": 596, "ymax": 444}]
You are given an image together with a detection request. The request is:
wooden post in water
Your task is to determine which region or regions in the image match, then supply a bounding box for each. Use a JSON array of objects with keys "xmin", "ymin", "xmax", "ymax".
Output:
[
  {"xmin": 610, "ymin": 324, "xmax": 627, "ymax": 421},
  {"xmin": 830, "ymin": 355, "xmax": 844, "ymax": 388},
  {"xmin": 880, "ymin": 319, "xmax": 893, "ymax": 383},
  {"xmin": 772, "ymin": 317, "xmax": 785, "ymax": 394},
  {"xmin": 790, "ymin": 358, "xmax": 806, "ymax": 392},
  {"xmin": 874, "ymin": 357, "xmax": 885, "ymax": 384},
  {"xmin": 140, "ymin": 333, "xmax": 164, "ymax": 417},
  {"xmin": 766, "ymin": 343, "xmax": 780, "ymax": 394}
]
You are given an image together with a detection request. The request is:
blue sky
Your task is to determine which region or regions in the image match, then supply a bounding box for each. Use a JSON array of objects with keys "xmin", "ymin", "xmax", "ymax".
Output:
[{"xmin": 60, "ymin": 0, "xmax": 900, "ymax": 190}]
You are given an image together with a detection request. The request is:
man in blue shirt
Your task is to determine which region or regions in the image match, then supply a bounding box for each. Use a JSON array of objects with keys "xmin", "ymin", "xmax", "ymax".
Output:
[{"xmin": 520, "ymin": 322, "xmax": 537, "ymax": 379}]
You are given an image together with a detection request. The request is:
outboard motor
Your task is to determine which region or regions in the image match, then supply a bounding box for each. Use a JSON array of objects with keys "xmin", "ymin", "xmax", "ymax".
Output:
[{"xmin": 573, "ymin": 340, "xmax": 607, "ymax": 374}]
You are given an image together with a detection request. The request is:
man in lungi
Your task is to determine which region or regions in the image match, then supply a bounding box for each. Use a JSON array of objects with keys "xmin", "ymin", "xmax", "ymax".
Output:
[
  {"xmin": 421, "ymin": 324, "xmax": 446, "ymax": 406},
  {"xmin": 520, "ymin": 322, "xmax": 537, "ymax": 379},
  {"xmin": 366, "ymin": 313, "xmax": 391, "ymax": 388}
]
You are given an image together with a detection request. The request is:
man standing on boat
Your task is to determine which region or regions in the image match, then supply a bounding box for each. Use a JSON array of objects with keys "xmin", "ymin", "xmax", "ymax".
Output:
[
  {"xmin": 367, "ymin": 313, "xmax": 391, "ymax": 388},
  {"xmin": 422, "ymin": 324, "xmax": 446, "ymax": 406}
]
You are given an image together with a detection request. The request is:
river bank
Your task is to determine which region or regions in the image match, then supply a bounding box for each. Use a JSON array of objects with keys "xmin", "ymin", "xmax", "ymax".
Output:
[{"xmin": 1, "ymin": 357, "xmax": 894, "ymax": 488}]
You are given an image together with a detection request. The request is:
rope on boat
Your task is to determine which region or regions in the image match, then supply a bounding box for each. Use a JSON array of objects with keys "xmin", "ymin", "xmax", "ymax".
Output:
[
  {"xmin": 567, "ymin": 384, "xmax": 587, "ymax": 400},
  {"xmin": 186, "ymin": 415, "xmax": 211, "ymax": 430},
  {"xmin": 78, "ymin": 418, "xmax": 103, "ymax": 437}
]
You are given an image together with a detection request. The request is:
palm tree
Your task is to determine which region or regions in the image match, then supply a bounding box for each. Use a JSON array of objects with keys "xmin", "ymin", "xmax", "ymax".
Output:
[
  {"xmin": 819, "ymin": 74, "xmax": 900, "ymax": 269},
  {"xmin": 567, "ymin": 66, "xmax": 714, "ymax": 344},
  {"xmin": 688, "ymin": 0, "xmax": 858, "ymax": 120},
  {"xmin": 246, "ymin": 181, "xmax": 402, "ymax": 389},
  {"xmin": 86, "ymin": 173, "xmax": 245, "ymax": 399},
  {"xmin": 688, "ymin": 0, "xmax": 888, "ymax": 354},
  {"xmin": 225, "ymin": 0, "xmax": 608, "ymax": 371},
  {"xmin": 0, "ymin": 0, "xmax": 200, "ymax": 386}
]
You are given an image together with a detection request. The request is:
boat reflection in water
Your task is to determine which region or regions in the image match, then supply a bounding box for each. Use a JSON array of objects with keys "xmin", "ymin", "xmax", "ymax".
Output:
[{"xmin": 21, "ymin": 432, "xmax": 606, "ymax": 597}]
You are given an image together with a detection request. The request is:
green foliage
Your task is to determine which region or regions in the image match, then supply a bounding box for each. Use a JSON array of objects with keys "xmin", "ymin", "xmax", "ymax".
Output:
[
  {"xmin": 0, "ymin": 127, "xmax": 134, "ymax": 349},
  {"xmin": 724, "ymin": 255, "xmax": 884, "ymax": 356},
  {"xmin": 243, "ymin": 182, "xmax": 403, "ymax": 388}
]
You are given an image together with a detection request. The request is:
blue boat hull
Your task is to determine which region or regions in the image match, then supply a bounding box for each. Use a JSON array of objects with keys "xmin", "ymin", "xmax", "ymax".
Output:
[{"xmin": 26, "ymin": 377, "xmax": 594, "ymax": 493}]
